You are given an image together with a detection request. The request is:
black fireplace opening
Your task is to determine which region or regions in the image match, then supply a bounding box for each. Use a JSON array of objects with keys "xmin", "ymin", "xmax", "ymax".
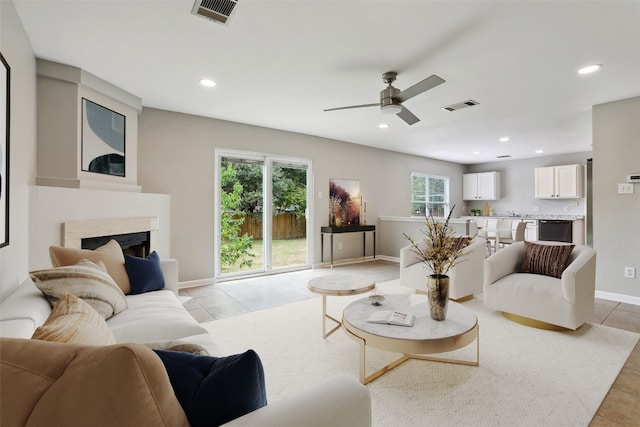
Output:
[{"xmin": 82, "ymin": 231, "xmax": 150, "ymax": 257}]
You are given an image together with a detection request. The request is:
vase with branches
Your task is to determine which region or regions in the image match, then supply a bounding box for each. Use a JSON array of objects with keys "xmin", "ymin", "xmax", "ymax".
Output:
[
  {"xmin": 328, "ymin": 195, "xmax": 341, "ymax": 227},
  {"xmin": 403, "ymin": 206, "xmax": 470, "ymax": 320}
]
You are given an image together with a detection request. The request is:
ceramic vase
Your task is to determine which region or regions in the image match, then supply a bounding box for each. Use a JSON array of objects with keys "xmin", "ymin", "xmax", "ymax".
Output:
[{"xmin": 427, "ymin": 274, "xmax": 449, "ymax": 321}]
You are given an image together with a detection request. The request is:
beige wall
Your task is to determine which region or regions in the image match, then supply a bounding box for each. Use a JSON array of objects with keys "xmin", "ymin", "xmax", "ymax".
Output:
[
  {"xmin": 138, "ymin": 108, "xmax": 466, "ymax": 282},
  {"xmin": 0, "ymin": 0, "xmax": 37, "ymax": 300},
  {"xmin": 593, "ymin": 96, "xmax": 640, "ymax": 299}
]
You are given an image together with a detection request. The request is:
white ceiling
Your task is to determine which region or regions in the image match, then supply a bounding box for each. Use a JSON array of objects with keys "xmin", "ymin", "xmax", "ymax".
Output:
[{"xmin": 13, "ymin": 0, "xmax": 640, "ymax": 165}]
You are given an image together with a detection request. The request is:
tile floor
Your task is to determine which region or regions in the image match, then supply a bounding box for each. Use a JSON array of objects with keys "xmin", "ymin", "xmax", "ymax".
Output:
[{"xmin": 179, "ymin": 260, "xmax": 639, "ymax": 426}]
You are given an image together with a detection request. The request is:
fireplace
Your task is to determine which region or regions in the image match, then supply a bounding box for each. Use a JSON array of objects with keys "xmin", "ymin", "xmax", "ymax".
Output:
[
  {"xmin": 62, "ymin": 217, "xmax": 160, "ymax": 256},
  {"xmin": 82, "ymin": 231, "xmax": 151, "ymax": 257}
]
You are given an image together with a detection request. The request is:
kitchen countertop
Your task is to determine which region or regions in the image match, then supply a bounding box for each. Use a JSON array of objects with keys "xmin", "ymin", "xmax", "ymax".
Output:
[
  {"xmin": 461, "ymin": 214, "xmax": 584, "ymax": 221},
  {"xmin": 379, "ymin": 216, "xmax": 472, "ymax": 223}
]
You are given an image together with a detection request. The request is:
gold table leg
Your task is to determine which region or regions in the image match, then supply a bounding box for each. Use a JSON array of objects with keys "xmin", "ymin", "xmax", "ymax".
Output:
[
  {"xmin": 345, "ymin": 324, "xmax": 480, "ymax": 384},
  {"xmin": 321, "ymin": 295, "xmax": 342, "ymax": 338}
]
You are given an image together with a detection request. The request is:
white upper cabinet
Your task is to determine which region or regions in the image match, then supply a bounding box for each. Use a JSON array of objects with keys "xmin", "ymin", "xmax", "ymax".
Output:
[
  {"xmin": 534, "ymin": 164, "xmax": 582, "ymax": 199},
  {"xmin": 463, "ymin": 172, "xmax": 500, "ymax": 200}
]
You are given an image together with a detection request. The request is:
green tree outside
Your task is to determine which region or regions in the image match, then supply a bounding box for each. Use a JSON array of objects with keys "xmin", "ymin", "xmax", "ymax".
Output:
[{"xmin": 220, "ymin": 163, "xmax": 255, "ymax": 268}]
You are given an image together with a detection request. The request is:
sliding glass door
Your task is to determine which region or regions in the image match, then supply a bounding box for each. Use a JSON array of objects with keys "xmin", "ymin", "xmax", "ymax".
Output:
[{"xmin": 215, "ymin": 150, "xmax": 311, "ymax": 279}]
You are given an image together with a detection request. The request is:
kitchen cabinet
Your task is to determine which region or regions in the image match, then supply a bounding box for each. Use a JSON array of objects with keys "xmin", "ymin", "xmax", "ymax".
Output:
[
  {"xmin": 463, "ymin": 172, "xmax": 500, "ymax": 200},
  {"xmin": 523, "ymin": 220, "xmax": 538, "ymax": 241},
  {"xmin": 534, "ymin": 164, "xmax": 582, "ymax": 199}
]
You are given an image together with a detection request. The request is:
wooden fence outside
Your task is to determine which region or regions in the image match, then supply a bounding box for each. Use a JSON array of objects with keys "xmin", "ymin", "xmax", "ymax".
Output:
[{"xmin": 238, "ymin": 212, "xmax": 306, "ymax": 240}]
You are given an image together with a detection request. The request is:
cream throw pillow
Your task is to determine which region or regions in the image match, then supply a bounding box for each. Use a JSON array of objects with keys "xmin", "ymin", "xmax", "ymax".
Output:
[
  {"xmin": 31, "ymin": 293, "xmax": 116, "ymax": 345},
  {"xmin": 31, "ymin": 259, "xmax": 128, "ymax": 319},
  {"xmin": 49, "ymin": 239, "xmax": 131, "ymax": 294}
]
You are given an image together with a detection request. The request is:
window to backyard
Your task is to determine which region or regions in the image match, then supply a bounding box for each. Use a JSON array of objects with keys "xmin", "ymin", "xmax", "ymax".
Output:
[{"xmin": 411, "ymin": 173, "xmax": 450, "ymax": 217}]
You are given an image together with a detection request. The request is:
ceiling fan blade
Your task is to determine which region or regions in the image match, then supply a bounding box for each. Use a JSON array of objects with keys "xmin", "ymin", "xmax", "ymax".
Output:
[
  {"xmin": 395, "ymin": 74, "xmax": 445, "ymax": 103},
  {"xmin": 324, "ymin": 103, "xmax": 380, "ymax": 112},
  {"xmin": 397, "ymin": 106, "xmax": 420, "ymax": 125}
]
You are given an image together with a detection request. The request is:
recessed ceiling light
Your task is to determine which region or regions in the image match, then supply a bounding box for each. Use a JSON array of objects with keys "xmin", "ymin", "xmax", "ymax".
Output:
[
  {"xmin": 577, "ymin": 64, "xmax": 602, "ymax": 75},
  {"xmin": 535, "ymin": 149, "xmax": 544, "ymax": 154},
  {"xmin": 378, "ymin": 123, "xmax": 389, "ymax": 129},
  {"xmin": 473, "ymin": 151, "xmax": 481, "ymax": 155},
  {"xmin": 499, "ymin": 137, "xmax": 510, "ymax": 142},
  {"xmin": 199, "ymin": 79, "xmax": 216, "ymax": 87}
]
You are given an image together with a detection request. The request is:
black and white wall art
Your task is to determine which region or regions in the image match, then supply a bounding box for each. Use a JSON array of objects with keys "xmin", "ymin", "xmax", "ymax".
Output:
[{"xmin": 81, "ymin": 98, "xmax": 126, "ymax": 177}]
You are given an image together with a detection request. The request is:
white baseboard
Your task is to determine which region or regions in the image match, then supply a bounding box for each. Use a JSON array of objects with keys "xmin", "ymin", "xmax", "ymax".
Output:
[
  {"xmin": 595, "ymin": 290, "xmax": 640, "ymax": 306},
  {"xmin": 312, "ymin": 255, "xmax": 399, "ymax": 269},
  {"xmin": 179, "ymin": 278, "xmax": 215, "ymax": 289}
]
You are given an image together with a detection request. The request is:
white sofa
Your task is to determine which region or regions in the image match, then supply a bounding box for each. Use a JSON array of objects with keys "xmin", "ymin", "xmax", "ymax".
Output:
[
  {"xmin": 0, "ymin": 260, "xmax": 371, "ymax": 427},
  {"xmin": 399, "ymin": 237, "xmax": 486, "ymax": 300},
  {"xmin": 483, "ymin": 241, "xmax": 597, "ymax": 330}
]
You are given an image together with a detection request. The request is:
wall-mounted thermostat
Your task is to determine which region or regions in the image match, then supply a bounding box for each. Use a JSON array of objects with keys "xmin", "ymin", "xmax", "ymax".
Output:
[{"xmin": 627, "ymin": 173, "xmax": 640, "ymax": 183}]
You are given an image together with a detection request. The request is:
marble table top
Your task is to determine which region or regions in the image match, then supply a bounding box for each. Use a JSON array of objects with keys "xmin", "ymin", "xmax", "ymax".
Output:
[
  {"xmin": 343, "ymin": 293, "xmax": 477, "ymax": 341},
  {"xmin": 307, "ymin": 274, "xmax": 376, "ymax": 296}
]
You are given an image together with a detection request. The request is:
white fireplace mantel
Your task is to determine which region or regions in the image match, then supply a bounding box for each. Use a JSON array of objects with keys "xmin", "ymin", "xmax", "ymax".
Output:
[
  {"xmin": 62, "ymin": 217, "xmax": 160, "ymax": 250},
  {"xmin": 29, "ymin": 185, "xmax": 170, "ymax": 272}
]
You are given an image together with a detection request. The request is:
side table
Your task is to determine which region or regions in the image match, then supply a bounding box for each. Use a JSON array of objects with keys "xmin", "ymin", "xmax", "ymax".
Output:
[
  {"xmin": 307, "ymin": 274, "xmax": 376, "ymax": 338},
  {"xmin": 320, "ymin": 225, "xmax": 376, "ymax": 268}
]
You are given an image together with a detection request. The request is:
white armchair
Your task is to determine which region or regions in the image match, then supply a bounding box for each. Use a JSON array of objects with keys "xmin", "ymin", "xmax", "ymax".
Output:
[
  {"xmin": 400, "ymin": 237, "xmax": 486, "ymax": 301},
  {"xmin": 483, "ymin": 241, "xmax": 596, "ymax": 330}
]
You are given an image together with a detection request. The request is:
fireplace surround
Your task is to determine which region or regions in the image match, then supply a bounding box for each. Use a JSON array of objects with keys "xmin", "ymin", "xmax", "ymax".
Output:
[{"xmin": 62, "ymin": 217, "xmax": 159, "ymax": 255}]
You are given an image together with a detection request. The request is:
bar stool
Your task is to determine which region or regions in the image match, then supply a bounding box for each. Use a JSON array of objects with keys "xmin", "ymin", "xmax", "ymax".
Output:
[
  {"xmin": 487, "ymin": 219, "xmax": 512, "ymax": 253},
  {"xmin": 499, "ymin": 221, "xmax": 527, "ymax": 248}
]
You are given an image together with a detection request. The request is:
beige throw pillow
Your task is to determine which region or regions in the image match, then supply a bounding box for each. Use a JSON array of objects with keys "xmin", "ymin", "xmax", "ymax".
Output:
[
  {"xmin": 142, "ymin": 340, "xmax": 210, "ymax": 355},
  {"xmin": 31, "ymin": 259, "xmax": 127, "ymax": 319},
  {"xmin": 31, "ymin": 293, "xmax": 116, "ymax": 345},
  {"xmin": 49, "ymin": 239, "xmax": 131, "ymax": 294}
]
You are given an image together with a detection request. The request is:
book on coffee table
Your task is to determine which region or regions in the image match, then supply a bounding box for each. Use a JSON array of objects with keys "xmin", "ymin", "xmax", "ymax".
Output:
[{"xmin": 367, "ymin": 310, "xmax": 415, "ymax": 327}]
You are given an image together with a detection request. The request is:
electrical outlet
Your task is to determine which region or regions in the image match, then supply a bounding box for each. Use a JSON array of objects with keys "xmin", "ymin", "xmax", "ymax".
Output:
[
  {"xmin": 564, "ymin": 205, "xmax": 570, "ymax": 213},
  {"xmin": 318, "ymin": 191, "xmax": 323, "ymax": 199},
  {"xmin": 338, "ymin": 242, "xmax": 343, "ymax": 250},
  {"xmin": 624, "ymin": 267, "xmax": 636, "ymax": 279},
  {"xmin": 618, "ymin": 183, "xmax": 634, "ymax": 194},
  {"xmin": 571, "ymin": 201, "xmax": 579, "ymax": 207},
  {"xmin": 533, "ymin": 206, "xmax": 539, "ymax": 213}
]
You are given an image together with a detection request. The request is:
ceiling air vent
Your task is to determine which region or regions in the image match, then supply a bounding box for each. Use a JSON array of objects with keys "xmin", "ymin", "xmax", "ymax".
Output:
[
  {"xmin": 441, "ymin": 99, "xmax": 479, "ymax": 112},
  {"xmin": 191, "ymin": 0, "xmax": 238, "ymax": 24},
  {"xmin": 496, "ymin": 155, "xmax": 512, "ymax": 159}
]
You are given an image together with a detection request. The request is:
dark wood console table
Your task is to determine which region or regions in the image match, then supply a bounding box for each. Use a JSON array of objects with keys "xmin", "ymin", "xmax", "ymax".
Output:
[{"xmin": 320, "ymin": 225, "xmax": 376, "ymax": 268}]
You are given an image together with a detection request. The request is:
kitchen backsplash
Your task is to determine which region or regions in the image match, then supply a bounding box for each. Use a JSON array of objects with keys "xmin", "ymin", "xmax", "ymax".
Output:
[{"xmin": 463, "ymin": 199, "xmax": 586, "ymax": 218}]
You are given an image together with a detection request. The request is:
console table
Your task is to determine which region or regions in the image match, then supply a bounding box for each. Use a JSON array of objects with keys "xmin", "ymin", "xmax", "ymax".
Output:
[{"xmin": 320, "ymin": 225, "xmax": 376, "ymax": 268}]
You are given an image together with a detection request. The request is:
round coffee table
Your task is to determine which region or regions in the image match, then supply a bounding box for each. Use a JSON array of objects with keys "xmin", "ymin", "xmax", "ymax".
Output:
[
  {"xmin": 343, "ymin": 293, "xmax": 479, "ymax": 384},
  {"xmin": 307, "ymin": 274, "xmax": 376, "ymax": 338}
]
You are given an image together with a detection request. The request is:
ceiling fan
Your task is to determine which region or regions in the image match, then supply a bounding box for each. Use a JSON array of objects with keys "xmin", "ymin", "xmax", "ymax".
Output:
[{"xmin": 324, "ymin": 71, "xmax": 445, "ymax": 125}]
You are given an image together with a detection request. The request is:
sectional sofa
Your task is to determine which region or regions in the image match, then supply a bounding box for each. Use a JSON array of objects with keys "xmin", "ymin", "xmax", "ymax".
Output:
[{"xmin": 0, "ymin": 254, "xmax": 371, "ymax": 426}]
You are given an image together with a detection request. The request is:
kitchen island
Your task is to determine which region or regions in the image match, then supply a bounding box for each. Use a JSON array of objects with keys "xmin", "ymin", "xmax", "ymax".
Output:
[{"xmin": 377, "ymin": 217, "xmax": 478, "ymax": 258}]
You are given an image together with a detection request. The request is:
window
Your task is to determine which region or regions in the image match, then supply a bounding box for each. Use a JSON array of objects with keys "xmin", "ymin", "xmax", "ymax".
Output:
[{"xmin": 411, "ymin": 173, "xmax": 450, "ymax": 217}]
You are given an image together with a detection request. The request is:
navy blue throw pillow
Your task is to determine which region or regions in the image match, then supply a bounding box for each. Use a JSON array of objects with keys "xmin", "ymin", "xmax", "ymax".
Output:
[
  {"xmin": 154, "ymin": 349, "xmax": 267, "ymax": 427},
  {"xmin": 125, "ymin": 251, "xmax": 165, "ymax": 294}
]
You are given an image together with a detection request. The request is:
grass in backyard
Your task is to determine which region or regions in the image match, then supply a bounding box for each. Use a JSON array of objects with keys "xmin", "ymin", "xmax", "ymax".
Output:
[{"xmin": 220, "ymin": 238, "xmax": 307, "ymax": 274}]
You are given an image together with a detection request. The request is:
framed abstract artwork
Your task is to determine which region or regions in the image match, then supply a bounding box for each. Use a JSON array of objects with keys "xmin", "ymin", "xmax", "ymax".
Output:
[
  {"xmin": 81, "ymin": 98, "xmax": 126, "ymax": 177},
  {"xmin": 329, "ymin": 178, "xmax": 361, "ymax": 227},
  {"xmin": 0, "ymin": 52, "xmax": 10, "ymax": 248}
]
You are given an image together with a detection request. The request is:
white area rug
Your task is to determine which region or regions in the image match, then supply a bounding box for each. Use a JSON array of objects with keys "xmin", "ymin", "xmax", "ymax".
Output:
[{"xmin": 203, "ymin": 280, "xmax": 638, "ymax": 426}]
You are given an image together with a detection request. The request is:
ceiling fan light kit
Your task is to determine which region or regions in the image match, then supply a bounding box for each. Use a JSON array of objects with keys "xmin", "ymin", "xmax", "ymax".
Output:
[
  {"xmin": 381, "ymin": 104, "xmax": 402, "ymax": 115},
  {"xmin": 324, "ymin": 71, "xmax": 445, "ymax": 125}
]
